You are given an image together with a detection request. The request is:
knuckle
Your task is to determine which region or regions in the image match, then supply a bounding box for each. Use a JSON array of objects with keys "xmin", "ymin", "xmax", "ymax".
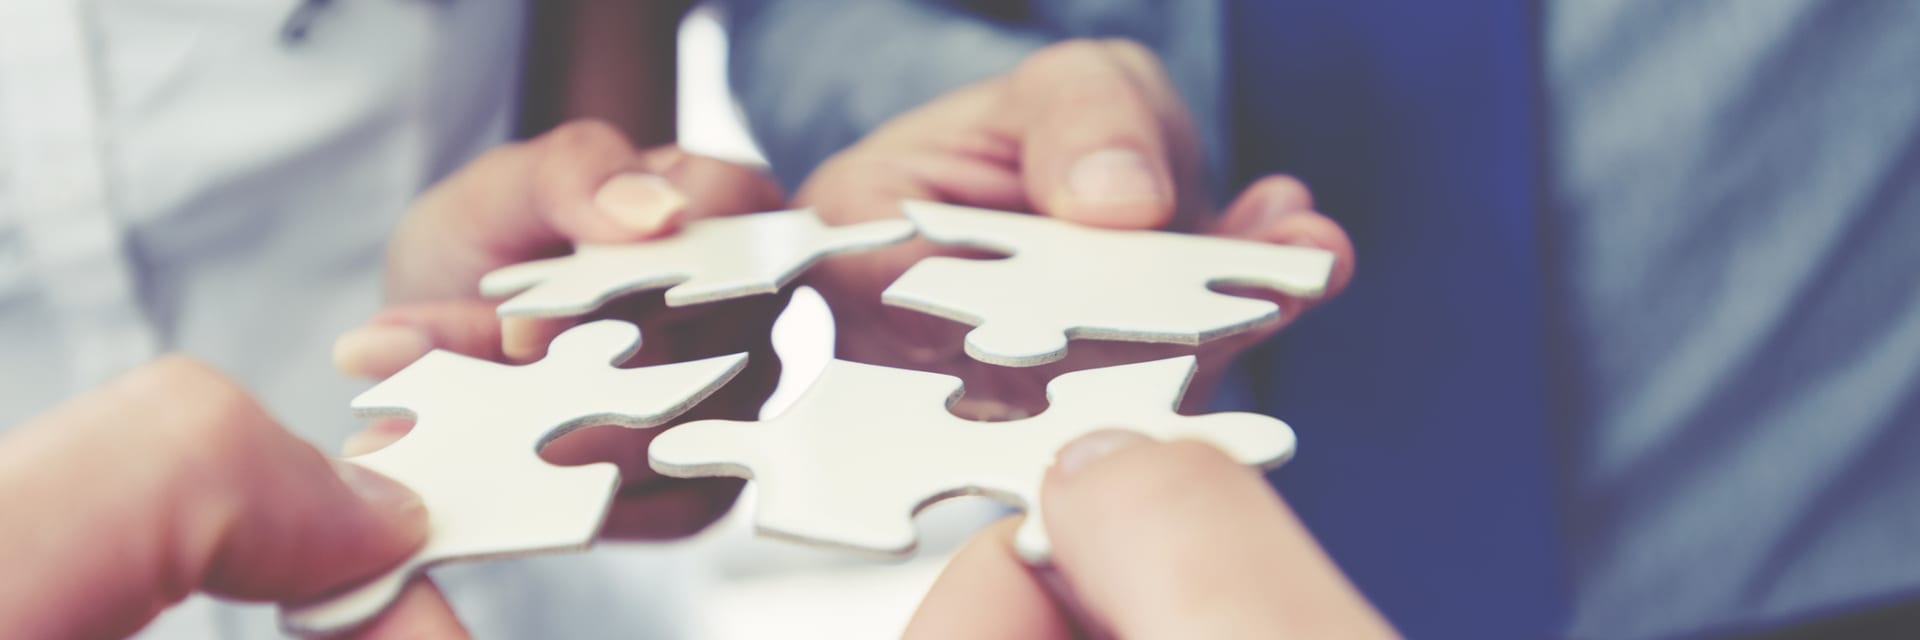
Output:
[
  {"xmin": 1054, "ymin": 73, "xmax": 1143, "ymax": 115},
  {"xmin": 465, "ymin": 142, "xmax": 526, "ymax": 173},
  {"xmin": 1015, "ymin": 40, "xmax": 1134, "ymax": 100},
  {"xmin": 1095, "ymin": 38, "xmax": 1156, "ymax": 69},
  {"xmin": 131, "ymin": 357, "xmax": 271, "ymax": 458},
  {"xmin": 1021, "ymin": 39, "xmax": 1110, "ymax": 75},
  {"xmin": 1253, "ymin": 173, "xmax": 1314, "ymax": 204}
]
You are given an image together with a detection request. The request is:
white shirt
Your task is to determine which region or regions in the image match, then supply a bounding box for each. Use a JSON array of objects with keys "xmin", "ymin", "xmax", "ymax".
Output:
[{"xmin": 0, "ymin": 1, "xmax": 689, "ymax": 637}]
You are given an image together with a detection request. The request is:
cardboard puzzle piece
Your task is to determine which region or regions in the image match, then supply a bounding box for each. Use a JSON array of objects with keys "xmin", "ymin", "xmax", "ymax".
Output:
[
  {"xmin": 279, "ymin": 321, "xmax": 745, "ymax": 635},
  {"xmin": 480, "ymin": 209, "xmax": 914, "ymax": 317},
  {"xmin": 882, "ymin": 201, "xmax": 1336, "ymax": 367},
  {"xmin": 648, "ymin": 355, "xmax": 1295, "ymax": 565}
]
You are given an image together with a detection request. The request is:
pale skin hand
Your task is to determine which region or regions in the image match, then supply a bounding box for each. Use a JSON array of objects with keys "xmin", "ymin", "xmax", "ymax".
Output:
[
  {"xmin": 331, "ymin": 119, "xmax": 791, "ymax": 540},
  {"xmin": 908, "ymin": 430, "xmax": 1401, "ymax": 639},
  {"xmin": 0, "ymin": 357, "xmax": 466, "ymax": 639},
  {"xmin": 793, "ymin": 39, "xmax": 1357, "ymax": 418}
]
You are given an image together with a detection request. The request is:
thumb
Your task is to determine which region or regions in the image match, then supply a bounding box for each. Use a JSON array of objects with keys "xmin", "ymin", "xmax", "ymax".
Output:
[
  {"xmin": 0, "ymin": 357, "xmax": 428, "ymax": 638},
  {"xmin": 388, "ymin": 120, "xmax": 689, "ymax": 303},
  {"xmin": 332, "ymin": 300, "xmax": 573, "ymax": 381},
  {"xmin": 1041, "ymin": 430, "xmax": 1398, "ymax": 639},
  {"xmin": 1000, "ymin": 40, "xmax": 1189, "ymax": 229}
]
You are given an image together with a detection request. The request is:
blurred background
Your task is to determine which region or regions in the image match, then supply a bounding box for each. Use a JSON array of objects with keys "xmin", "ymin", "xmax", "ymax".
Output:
[{"xmin": 14, "ymin": 1, "xmax": 1915, "ymax": 638}]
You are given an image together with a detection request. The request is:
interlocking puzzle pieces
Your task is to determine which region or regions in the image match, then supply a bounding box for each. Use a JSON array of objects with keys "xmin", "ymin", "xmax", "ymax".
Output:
[
  {"xmin": 648, "ymin": 355, "xmax": 1295, "ymax": 565},
  {"xmin": 279, "ymin": 321, "xmax": 745, "ymax": 635},
  {"xmin": 882, "ymin": 201, "xmax": 1337, "ymax": 367},
  {"xmin": 480, "ymin": 208, "xmax": 915, "ymax": 317}
]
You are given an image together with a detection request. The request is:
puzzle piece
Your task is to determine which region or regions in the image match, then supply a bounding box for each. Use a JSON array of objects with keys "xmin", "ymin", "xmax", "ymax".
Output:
[
  {"xmin": 649, "ymin": 356, "xmax": 1294, "ymax": 565},
  {"xmin": 481, "ymin": 208, "xmax": 914, "ymax": 317},
  {"xmin": 279, "ymin": 321, "xmax": 745, "ymax": 635},
  {"xmin": 882, "ymin": 201, "xmax": 1336, "ymax": 367}
]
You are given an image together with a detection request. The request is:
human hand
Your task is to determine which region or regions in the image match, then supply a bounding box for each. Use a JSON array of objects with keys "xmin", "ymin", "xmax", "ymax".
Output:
[
  {"xmin": 907, "ymin": 430, "xmax": 1398, "ymax": 639},
  {"xmin": 0, "ymin": 357, "xmax": 464, "ymax": 639},
  {"xmin": 793, "ymin": 39, "xmax": 1355, "ymax": 417},
  {"xmin": 330, "ymin": 120, "xmax": 789, "ymax": 539}
]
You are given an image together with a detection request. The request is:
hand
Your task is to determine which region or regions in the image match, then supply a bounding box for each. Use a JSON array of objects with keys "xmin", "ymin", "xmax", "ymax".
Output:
[
  {"xmin": 907, "ymin": 430, "xmax": 1399, "ymax": 639},
  {"xmin": 793, "ymin": 39, "xmax": 1355, "ymax": 416},
  {"xmin": 330, "ymin": 120, "xmax": 789, "ymax": 539},
  {"xmin": 0, "ymin": 357, "xmax": 463, "ymax": 639}
]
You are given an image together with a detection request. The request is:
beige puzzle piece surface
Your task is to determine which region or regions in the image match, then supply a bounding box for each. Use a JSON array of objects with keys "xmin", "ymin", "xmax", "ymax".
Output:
[
  {"xmin": 481, "ymin": 209, "xmax": 914, "ymax": 317},
  {"xmin": 648, "ymin": 356, "xmax": 1295, "ymax": 565},
  {"xmin": 279, "ymin": 321, "xmax": 745, "ymax": 635},
  {"xmin": 883, "ymin": 201, "xmax": 1336, "ymax": 367}
]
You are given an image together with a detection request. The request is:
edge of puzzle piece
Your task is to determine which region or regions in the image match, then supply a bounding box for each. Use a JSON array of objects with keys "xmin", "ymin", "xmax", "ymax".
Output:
[
  {"xmin": 278, "ymin": 321, "xmax": 747, "ymax": 636},
  {"xmin": 648, "ymin": 355, "xmax": 1296, "ymax": 567},
  {"xmin": 883, "ymin": 200, "xmax": 1335, "ymax": 367},
  {"xmin": 480, "ymin": 208, "xmax": 914, "ymax": 318}
]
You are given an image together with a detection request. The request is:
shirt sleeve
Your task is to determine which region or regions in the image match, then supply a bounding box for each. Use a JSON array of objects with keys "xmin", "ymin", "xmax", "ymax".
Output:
[{"xmin": 726, "ymin": 0, "xmax": 1057, "ymax": 190}]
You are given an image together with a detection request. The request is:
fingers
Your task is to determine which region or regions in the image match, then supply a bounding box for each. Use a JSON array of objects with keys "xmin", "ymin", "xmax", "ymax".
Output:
[
  {"xmin": 0, "ymin": 357, "xmax": 427, "ymax": 638},
  {"xmin": 910, "ymin": 431, "xmax": 1397, "ymax": 640},
  {"xmin": 1040, "ymin": 431, "xmax": 1398, "ymax": 639},
  {"xmin": 1000, "ymin": 40, "xmax": 1194, "ymax": 229},
  {"xmin": 905, "ymin": 518, "xmax": 1074, "ymax": 640},
  {"xmin": 530, "ymin": 121, "xmax": 686, "ymax": 240},
  {"xmin": 1214, "ymin": 174, "xmax": 1355, "ymax": 303},
  {"xmin": 793, "ymin": 149, "xmax": 981, "ymax": 333},
  {"xmin": 388, "ymin": 121, "xmax": 668, "ymax": 302},
  {"xmin": 387, "ymin": 119, "xmax": 782, "ymax": 303},
  {"xmin": 664, "ymin": 150, "xmax": 789, "ymax": 219},
  {"xmin": 348, "ymin": 580, "xmax": 471, "ymax": 640},
  {"xmin": 333, "ymin": 301, "xmax": 509, "ymax": 380}
]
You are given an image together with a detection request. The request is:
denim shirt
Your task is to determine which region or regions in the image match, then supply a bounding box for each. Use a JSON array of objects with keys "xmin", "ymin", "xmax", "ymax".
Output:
[{"xmin": 730, "ymin": 0, "xmax": 1920, "ymax": 636}]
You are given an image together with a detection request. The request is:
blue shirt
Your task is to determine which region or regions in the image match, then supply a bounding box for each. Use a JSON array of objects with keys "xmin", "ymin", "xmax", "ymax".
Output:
[{"xmin": 729, "ymin": 0, "xmax": 1920, "ymax": 636}]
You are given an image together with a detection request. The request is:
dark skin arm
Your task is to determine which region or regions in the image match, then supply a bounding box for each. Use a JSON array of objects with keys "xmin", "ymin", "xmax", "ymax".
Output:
[{"xmin": 519, "ymin": 0, "xmax": 697, "ymax": 143}]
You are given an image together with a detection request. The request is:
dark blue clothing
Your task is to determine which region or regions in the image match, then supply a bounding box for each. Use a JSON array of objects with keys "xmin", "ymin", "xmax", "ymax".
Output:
[
  {"xmin": 1221, "ymin": 2, "xmax": 1567, "ymax": 636},
  {"xmin": 729, "ymin": 1, "xmax": 1920, "ymax": 636}
]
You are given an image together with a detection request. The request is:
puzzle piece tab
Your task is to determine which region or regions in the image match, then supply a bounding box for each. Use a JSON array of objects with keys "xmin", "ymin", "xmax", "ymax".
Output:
[
  {"xmin": 481, "ymin": 209, "xmax": 914, "ymax": 317},
  {"xmin": 648, "ymin": 356, "xmax": 1294, "ymax": 564},
  {"xmin": 279, "ymin": 321, "xmax": 745, "ymax": 635},
  {"xmin": 882, "ymin": 201, "xmax": 1335, "ymax": 367}
]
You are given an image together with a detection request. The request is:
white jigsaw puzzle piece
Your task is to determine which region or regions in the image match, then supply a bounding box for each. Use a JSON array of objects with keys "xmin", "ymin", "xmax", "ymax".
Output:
[
  {"xmin": 279, "ymin": 321, "xmax": 745, "ymax": 635},
  {"xmin": 648, "ymin": 356, "xmax": 1294, "ymax": 565},
  {"xmin": 481, "ymin": 208, "xmax": 914, "ymax": 316},
  {"xmin": 883, "ymin": 201, "xmax": 1336, "ymax": 367}
]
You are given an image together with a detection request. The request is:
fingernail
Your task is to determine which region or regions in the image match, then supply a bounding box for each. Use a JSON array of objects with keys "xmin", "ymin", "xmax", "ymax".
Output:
[
  {"xmin": 334, "ymin": 461, "xmax": 424, "ymax": 516},
  {"xmin": 332, "ymin": 325, "xmax": 433, "ymax": 378},
  {"xmin": 1054, "ymin": 429, "xmax": 1153, "ymax": 478},
  {"xmin": 596, "ymin": 172, "xmax": 687, "ymax": 234},
  {"xmin": 1065, "ymin": 149, "xmax": 1166, "ymax": 206}
]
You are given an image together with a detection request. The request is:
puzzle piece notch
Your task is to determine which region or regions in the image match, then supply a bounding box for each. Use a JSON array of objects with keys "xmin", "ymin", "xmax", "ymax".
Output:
[
  {"xmin": 480, "ymin": 208, "xmax": 915, "ymax": 317},
  {"xmin": 648, "ymin": 355, "xmax": 1295, "ymax": 565},
  {"xmin": 280, "ymin": 321, "xmax": 746, "ymax": 635},
  {"xmin": 882, "ymin": 200, "xmax": 1336, "ymax": 367}
]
